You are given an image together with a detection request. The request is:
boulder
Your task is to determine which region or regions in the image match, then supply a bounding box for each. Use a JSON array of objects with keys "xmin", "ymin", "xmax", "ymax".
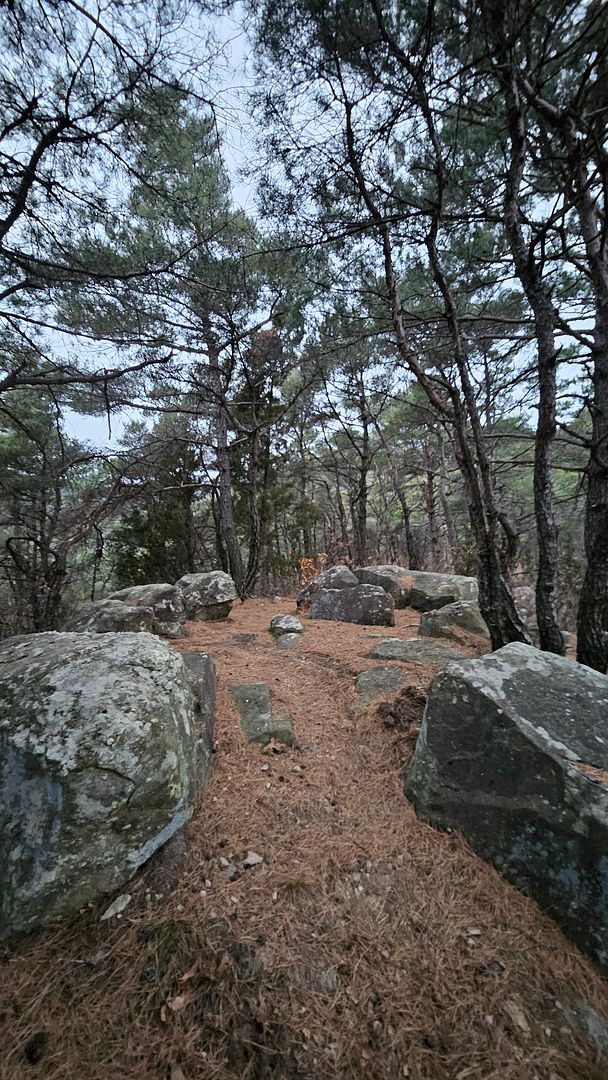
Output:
[
  {"xmin": 181, "ymin": 652, "xmax": 217, "ymax": 787},
  {"xmin": 296, "ymin": 564, "xmax": 358, "ymax": 607},
  {"xmin": 310, "ymin": 584, "xmax": 395, "ymax": 626},
  {"xmin": 513, "ymin": 585, "xmax": 536, "ymax": 626},
  {"xmin": 402, "ymin": 571, "xmax": 478, "ymax": 611},
  {"xmin": 109, "ymin": 583, "xmax": 186, "ymax": 638},
  {"xmin": 270, "ymin": 614, "xmax": 304, "ymax": 637},
  {"xmin": 355, "ymin": 666, "xmax": 411, "ymax": 704},
  {"xmin": 418, "ymin": 600, "xmax": 490, "ymax": 642},
  {"xmin": 366, "ymin": 638, "xmax": 465, "ymax": 665},
  {"xmin": 404, "ymin": 643, "xmax": 608, "ymax": 971},
  {"xmin": 354, "ymin": 565, "xmax": 412, "ymax": 607},
  {"xmin": 64, "ymin": 598, "xmax": 155, "ymax": 634},
  {"xmin": 0, "ymin": 632, "xmax": 197, "ymax": 939},
  {"xmin": 230, "ymin": 683, "xmax": 294, "ymax": 746},
  {"xmin": 176, "ymin": 571, "xmax": 238, "ymax": 621}
]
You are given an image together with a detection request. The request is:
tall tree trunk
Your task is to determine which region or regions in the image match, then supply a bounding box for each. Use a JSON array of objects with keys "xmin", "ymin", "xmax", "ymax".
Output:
[
  {"xmin": 423, "ymin": 440, "xmax": 441, "ymax": 568},
  {"xmin": 497, "ymin": 51, "xmax": 564, "ymax": 653},
  {"xmin": 437, "ymin": 435, "xmax": 459, "ymax": 570},
  {"xmin": 201, "ymin": 313, "xmax": 245, "ymax": 596},
  {"xmin": 373, "ymin": 417, "xmax": 420, "ymax": 568}
]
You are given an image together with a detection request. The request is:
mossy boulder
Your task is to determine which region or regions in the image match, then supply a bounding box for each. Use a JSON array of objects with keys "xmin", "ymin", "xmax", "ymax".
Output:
[
  {"xmin": 176, "ymin": 571, "xmax": 237, "ymax": 621},
  {"xmin": 0, "ymin": 632, "xmax": 198, "ymax": 939},
  {"xmin": 64, "ymin": 598, "xmax": 155, "ymax": 634},
  {"xmin": 310, "ymin": 584, "xmax": 395, "ymax": 626},
  {"xmin": 418, "ymin": 600, "xmax": 490, "ymax": 641},
  {"xmin": 404, "ymin": 644, "xmax": 608, "ymax": 971},
  {"xmin": 109, "ymin": 583, "xmax": 186, "ymax": 638}
]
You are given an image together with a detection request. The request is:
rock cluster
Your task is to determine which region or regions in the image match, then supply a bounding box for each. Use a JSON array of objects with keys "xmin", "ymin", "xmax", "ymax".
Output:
[
  {"xmin": 65, "ymin": 570, "xmax": 239, "ymax": 639},
  {"xmin": 299, "ymin": 563, "xmax": 479, "ymax": 627}
]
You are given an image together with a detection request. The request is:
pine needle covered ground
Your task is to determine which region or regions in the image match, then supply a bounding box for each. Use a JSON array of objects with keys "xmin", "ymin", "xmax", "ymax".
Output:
[{"xmin": 1, "ymin": 600, "xmax": 606, "ymax": 1079}]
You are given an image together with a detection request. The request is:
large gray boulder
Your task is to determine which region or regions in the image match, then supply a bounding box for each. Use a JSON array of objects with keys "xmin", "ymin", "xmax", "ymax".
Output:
[
  {"xmin": 404, "ymin": 644, "xmax": 608, "ymax": 971},
  {"xmin": 64, "ymin": 598, "xmax": 155, "ymax": 634},
  {"xmin": 418, "ymin": 600, "xmax": 490, "ymax": 642},
  {"xmin": 176, "ymin": 571, "xmax": 237, "ymax": 621},
  {"xmin": 0, "ymin": 632, "xmax": 198, "ymax": 939},
  {"xmin": 354, "ymin": 565, "xmax": 411, "ymax": 607},
  {"xmin": 109, "ymin": 583, "xmax": 186, "ymax": 638},
  {"xmin": 296, "ymin": 564, "xmax": 358, "ymax": 607},
  {"xmin": 403, "ymin": 571, "xmax": 478, "ymax": 611},
  {"xmin": 310, "ymin": 584, "xmax": 395, "ymax": 626}
]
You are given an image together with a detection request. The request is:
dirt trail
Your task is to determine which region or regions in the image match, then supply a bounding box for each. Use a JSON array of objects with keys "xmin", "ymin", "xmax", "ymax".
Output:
[{"xmin": 2, "ymin": 599, "xmax": 608, "ymax": 1080}]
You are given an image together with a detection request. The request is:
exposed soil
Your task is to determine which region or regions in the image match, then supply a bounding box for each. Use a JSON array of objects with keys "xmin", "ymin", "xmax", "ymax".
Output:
[{"xmin": 1, "ymin": 599, "xmax": 607, "ymax": 1079}]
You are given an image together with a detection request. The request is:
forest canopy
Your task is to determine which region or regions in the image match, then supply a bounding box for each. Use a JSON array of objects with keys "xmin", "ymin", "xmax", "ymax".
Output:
[{"xmin": 0, "ymin": 0, "xmax": 606, "ymax": 673}]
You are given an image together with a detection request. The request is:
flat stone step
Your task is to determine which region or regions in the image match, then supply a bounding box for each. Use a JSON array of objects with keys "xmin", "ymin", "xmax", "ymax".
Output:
[
  {"xmin": 355, "ymin": 666, "xmax": 411, "ymax": 703},
  {"xmin": 365, "ymin": 638, "xmax": 465, "ymax": 665},
  {"xmin": 229, "ymin": 682, "xmax": 294, "ymax": 746}
]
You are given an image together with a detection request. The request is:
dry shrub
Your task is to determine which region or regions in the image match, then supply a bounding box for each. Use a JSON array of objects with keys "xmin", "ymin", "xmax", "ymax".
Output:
[{"xmin": 1, "ymin": 598, "xmax": 607, "ymax": 1080}]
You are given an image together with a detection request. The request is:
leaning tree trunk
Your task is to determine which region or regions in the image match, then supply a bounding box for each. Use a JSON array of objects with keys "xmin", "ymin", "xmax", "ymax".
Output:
[{"xmin": 342, "ymin": 81, "xmax": 528, "ymax": 648}]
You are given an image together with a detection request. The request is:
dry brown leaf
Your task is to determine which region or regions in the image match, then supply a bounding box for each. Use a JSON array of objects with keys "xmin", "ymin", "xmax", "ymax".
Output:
[
  {"xmin": 166, "ymin": 993, "xmax": 192, "ymax": 1010},
  {"xmin": 179, "ymin": 962, "xmax": 198, "ymax": 983}
]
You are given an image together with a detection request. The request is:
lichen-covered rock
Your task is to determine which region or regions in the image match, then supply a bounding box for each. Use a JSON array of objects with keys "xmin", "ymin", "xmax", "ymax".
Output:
[
  {"xmin": 404, "ymin": 643, "xmax": 608, "ymax": 971},
  {"xmin": 513, "ymin": 585, "xmax": 536, "ymax": 626},
  {"xmin": 418, "ymin": 600, "xmax": 490, "ymax": 642},
  {"xmin": 355, "ymin": 568, "xmax": 478, "ymax": 611},
  {"xmin": 64, "ymin": 599, "xmax": 154, "ymax": 634},
  {"xmin": 354, "ymin": 565, "xmax": 412, "ymax": 607},
  {"xmin": 176, "ymin": 571, "xmax": 237, "ymax": 621},
  {"xmin": 270, "ymin": 615, "xmax": 303, "ymax": 637},
  {"xmin": 401, "ymin": 571, "xmax": 478, "ymax": 611},
  {"xmin": 366, "ymin": 638, "xmax": 465, "ymax": 665},
  {"xmin": 0, "ymin": 632, "xmax": 197, "ymax": 939},
  {"xmin": 310, "ymin": 585, "xmax": 395, "ymax": 626},
  {"xmin": 181, "ymin": 652, "xmax": 217, "ymax": 787},
  {"xmin": 230, "ymin": 683, "xmax": 293, "ymax": 746},
  {"xmin": 276, "ymin": 632, "xmax": 302, "ymax": 650},
  {"xmin": 296, "ymin": 564, "xmax": 358, "ymax": 607},
  {"xmin": 355, "ymin": 666, "xmax": 410, "ymax": 704},
  {"xmin": 109, "ymin": 583, "xmax": 186, "ymax": 638}
]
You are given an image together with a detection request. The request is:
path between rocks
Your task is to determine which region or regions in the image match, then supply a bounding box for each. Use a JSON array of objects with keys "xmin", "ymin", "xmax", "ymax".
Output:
[{"xmin": 1, "ymin": 599, "xmax": 607, "ymax": 1080}]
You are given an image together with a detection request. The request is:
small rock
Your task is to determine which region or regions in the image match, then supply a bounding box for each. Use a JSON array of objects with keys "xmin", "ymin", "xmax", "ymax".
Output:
[
  {"xmin": 100, "ymin": 893, "xmax": 132, "ymax": 921},
  {"xmin": 243, "ymin": 851, "xmax": 264, "ymax": 869},
  {"xmin": 270, "ymin": 614, "xmax": 304, "ymax": 637}
]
